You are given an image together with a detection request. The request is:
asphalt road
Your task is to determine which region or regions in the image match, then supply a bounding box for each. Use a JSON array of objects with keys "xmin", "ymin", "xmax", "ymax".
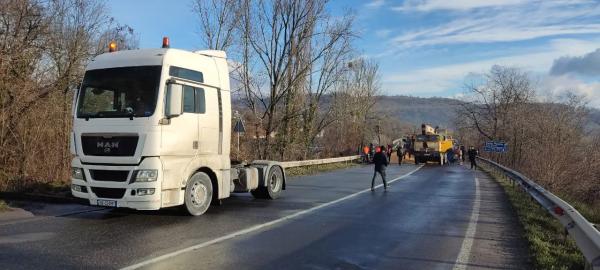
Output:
[{"xmin": 0, "ymin": 163, "xmax": 529, "ymax": 270}]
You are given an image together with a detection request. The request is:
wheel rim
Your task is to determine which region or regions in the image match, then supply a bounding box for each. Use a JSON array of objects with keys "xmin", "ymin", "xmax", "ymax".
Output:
[
  {"xmin": 269, "ymin": 172, "xmax": 281, "ymax": 193},
  {"xmin": 191, "ymin": 181, "xmax": 207, "ymax": 207}
]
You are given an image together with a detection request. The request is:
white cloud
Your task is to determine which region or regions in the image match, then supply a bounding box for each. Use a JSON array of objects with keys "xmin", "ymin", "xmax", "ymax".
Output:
[
  {"xmin": 389, "ymin": 1, "xmax": 600, "ymax": 48},
  {"xmin": 365, "ymin": 0, "xmax": 385, "ymax": 9},
  {"xmin": 382, "ymin": 39, "xmax": 600, "ymax": 99},
  {"xmin": 368, "ymin": 0, "xmax": 600, "ymax": 107},
  {"xmin": 394, "ymin": 0, "xmax": 594, "ymax": 12},
  {"xmin": 375, "ymin": 29, "xmax": 392, "ymax": 38},
  {"xmin": 539, "ymin": 75, "xmax": 600, "ymax": 107},
  {"xmin": 393, "ymin": 0, "xmax": 527, "ymax": 12}
]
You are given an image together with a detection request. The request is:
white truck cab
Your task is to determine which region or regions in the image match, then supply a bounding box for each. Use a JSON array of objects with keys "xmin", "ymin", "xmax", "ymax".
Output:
[{"xmin": 70, "ymin": 40, "xmax": 285, "ymax": 216}]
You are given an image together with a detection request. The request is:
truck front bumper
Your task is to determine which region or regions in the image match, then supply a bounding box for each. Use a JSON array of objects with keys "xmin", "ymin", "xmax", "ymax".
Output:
[
  {"xmin": 71, "ymin": 157, "xmax": 163, "ymax": 210},
  {"xmin": 414, "ymin": 151, "xmax": 440, "ymax": 157}
]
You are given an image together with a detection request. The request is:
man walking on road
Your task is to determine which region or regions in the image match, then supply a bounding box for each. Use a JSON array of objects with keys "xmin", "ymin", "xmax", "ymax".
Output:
[
  {"xmin": 372, "ymin": 145, "xmax": 389, "ymax": 191},
  {"xmin": 468, "ymin": 146, "xmax": 478, "ymax": 170},
  {"xmin": 396, "ymin": 145, "xmax": 403, "ymax": 166}
]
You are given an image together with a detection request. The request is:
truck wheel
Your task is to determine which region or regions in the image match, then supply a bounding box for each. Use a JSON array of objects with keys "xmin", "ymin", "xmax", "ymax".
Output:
[
  {"xmin": 251, "ymin": 166, "xmax": 283, "ymax": 200},
  {"xmin": 184, "ymin": 172, "xmax": 213, "ymax": 216}
]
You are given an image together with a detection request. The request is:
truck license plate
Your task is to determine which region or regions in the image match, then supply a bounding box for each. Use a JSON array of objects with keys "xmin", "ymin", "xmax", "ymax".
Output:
[{"xmin": 97, "ymin": 199, "xmax": 117, "ymax": 207}]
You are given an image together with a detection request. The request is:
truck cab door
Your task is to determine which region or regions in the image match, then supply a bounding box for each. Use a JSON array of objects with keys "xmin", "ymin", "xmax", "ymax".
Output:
[
  {"xmin": 161, "ymin": 83, "xmax": 199, "ymax": 156},
  {"xmin": 197, "ymin": 86, "xmax": 220, "ymax": 155}
]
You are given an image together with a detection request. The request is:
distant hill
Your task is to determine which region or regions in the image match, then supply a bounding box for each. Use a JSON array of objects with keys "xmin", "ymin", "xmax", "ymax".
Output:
[
  {"xmin": 374, "ymin": 96, "xmax": 461, "ymax": 129},
  {"xmin": 374, "ymin": 95, "xmax": 600, "ymax": 132},
  {"xmin": 586, "ymin": 108, "xmax": 600, "ymax": 132},
  {"xmin": 233, "ymin": 94, "xmax": 599, "ymax": 133}
]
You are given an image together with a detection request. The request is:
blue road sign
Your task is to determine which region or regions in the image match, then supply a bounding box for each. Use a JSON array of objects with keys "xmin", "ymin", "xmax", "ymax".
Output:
[{"xmin": 484, "ymin": 141, "xmax": 508, "ymax": 153}]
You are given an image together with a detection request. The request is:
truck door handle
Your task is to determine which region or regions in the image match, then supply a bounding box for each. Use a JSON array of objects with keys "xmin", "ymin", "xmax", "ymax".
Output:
[{"xmin": 193, "ymin": 141, "xmax": 198, "ymax": 149}]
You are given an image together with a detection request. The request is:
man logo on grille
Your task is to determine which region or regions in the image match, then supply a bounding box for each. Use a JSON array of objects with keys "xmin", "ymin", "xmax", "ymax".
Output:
[{"xmin": 97, "ymin": 141, "xmax": 119, "ymax": 154}]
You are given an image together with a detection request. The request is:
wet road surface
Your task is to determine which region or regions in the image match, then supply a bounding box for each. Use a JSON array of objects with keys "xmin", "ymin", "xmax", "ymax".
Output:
[{"xmin": 0, "ymin": 164, "xmax": 529, "ymax": 269}]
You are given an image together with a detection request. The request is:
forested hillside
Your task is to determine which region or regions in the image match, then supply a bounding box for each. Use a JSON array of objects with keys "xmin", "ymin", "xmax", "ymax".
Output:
[{"xmin": 373, "ymin": 96, "xmax": 460, "ymax": 128}]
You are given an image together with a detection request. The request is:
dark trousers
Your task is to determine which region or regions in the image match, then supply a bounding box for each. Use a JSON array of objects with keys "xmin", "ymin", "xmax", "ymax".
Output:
[
  {"xmin": 470, "ymin": 158, "xmax": 477, "ymax": 169},
  {"xmin": 397, "ymin": 154, "xmax": 403, "ymax": 165},
  {"xmin": 372, "ymin": 169, "xmax": 387, "ymax": 189}
]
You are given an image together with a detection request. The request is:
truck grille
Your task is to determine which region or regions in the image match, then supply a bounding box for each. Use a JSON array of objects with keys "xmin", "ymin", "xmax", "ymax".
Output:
[
  {"xmin": 81, "ymin": 135, "xmax": 138, "ymax": 156},
  {"xmin": 91, "ymin": 187, "xmax": 126, "ymax": 199},
  {"xmin": 90, "ymin": 170, "xmax": 129, "ymax": 182}
]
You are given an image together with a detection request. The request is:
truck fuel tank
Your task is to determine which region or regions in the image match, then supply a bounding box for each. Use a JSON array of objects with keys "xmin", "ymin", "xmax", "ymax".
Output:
[{"xmin": 233, "ymin": 167, "xmax": 259, "ymax": 192}]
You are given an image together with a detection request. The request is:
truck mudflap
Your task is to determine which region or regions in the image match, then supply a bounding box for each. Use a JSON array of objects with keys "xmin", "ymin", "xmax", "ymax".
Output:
[{"xmin": 250, "ymin": 160, "xmax": 287, "ymax": 190}]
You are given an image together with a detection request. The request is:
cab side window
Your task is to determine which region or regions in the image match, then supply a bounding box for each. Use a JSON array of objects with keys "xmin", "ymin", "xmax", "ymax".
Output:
[
  {"xmin": 195, "ymin": 88, "xmax": 205, "ymax": 113},
  {"xmin": 183, "ymin": 86, "xmax": 195, "ymax": 113},
  {"xmin": 182, "ymin": 85, "xmax": 205, "ymax": 114}
]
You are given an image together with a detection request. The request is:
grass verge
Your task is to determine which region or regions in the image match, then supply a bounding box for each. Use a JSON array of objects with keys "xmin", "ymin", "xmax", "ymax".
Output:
[
  {"xmin": 481, "ymin": 165, "xmax": 586, "ymax": 270},
  {"xmin": 560, "ymin": 195, "xmax": 600, "ymax": 225},
  {"xmin": 0, "ymin": 200, "xmax": 11, "ymax": 212},
  {"xmin": 285, "ymin": 161, "xmax": 359, "ymax": 176}
]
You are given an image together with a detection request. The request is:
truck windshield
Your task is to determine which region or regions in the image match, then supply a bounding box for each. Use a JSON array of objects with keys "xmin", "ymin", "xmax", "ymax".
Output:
[
  {"xmin": 77, "ymin": 66, "xmax": 161, "ymax": 118},
  {"xmin": 416, "ymin": 135, "xmax": 439, "ymax": 142}
]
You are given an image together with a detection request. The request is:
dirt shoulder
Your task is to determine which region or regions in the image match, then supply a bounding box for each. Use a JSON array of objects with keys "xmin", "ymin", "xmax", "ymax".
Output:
[
  {"xmin": 464, "ymin": 168, "xmax": 532, "ymax": 269},
  {"xmin": 480, "ymin": 164, "xmax": 586, "ymax": 269}
]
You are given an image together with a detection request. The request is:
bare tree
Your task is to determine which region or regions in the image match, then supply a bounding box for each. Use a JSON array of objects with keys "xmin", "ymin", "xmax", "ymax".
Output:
[
  {"xmin": 296, "ymin": 11, "xmax": 354, "ymax": 159},
  {"xmin": 0, "ymin": 0, "xmax": 138, "ymax": 190},
  {"xmin": 240, "ymin": 0, "xmax": 360, "ymax": 159},
  {"xmin": 456, "ymin": 65, "xmax": 600, "ymax": 208},
  {"xmin": 322, "ymin": 59, "xmax": 380, "ymax": 156},
  {"xmin": 193, "ymin": 0, "xmax": 373, "ymax": 161},
  {"xmin": 193, "ymin": 0, "xmax": 241, "ymax": 51},
  {"xmin": 459, "ymin": 65, "xmax": 534, "ymax": 142},
  {"xmin": 0, "ymin": 0, "xmax": 52, "ymax": 179}
]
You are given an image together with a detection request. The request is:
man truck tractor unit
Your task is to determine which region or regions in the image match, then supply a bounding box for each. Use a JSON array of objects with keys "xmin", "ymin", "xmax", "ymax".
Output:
[
  {"xmin": 413, "ymin": 124, "xmax": 453, "ymax": 165},
  {"xmin": 70, "ymin": 38, "xmax": 285, "ymax": 216}
]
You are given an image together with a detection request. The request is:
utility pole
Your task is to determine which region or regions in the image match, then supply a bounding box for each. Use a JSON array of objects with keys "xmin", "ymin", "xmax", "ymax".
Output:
[{"xmin": 376, "ymin": 124, "xmax": 381, "ymax": 145}]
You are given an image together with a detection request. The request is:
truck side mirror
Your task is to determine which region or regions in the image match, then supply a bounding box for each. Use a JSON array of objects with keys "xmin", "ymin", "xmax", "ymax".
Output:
[
  {"xmin": 71, "ymin": 86, "xmax": 80, "ymax": 116},
  {"xmin": 165, "ymin": 83, "xmax": 183, "ymax": 118}
]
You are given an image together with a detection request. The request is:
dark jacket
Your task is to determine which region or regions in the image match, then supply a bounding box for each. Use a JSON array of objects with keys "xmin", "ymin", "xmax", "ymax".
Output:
[
  {"xmin": 467, "ymin": 149, "xmax": 478, "ymax": 160},
  {"xmin": 373, "ymin": 152, "xmax": 389, "ymax": 171}
]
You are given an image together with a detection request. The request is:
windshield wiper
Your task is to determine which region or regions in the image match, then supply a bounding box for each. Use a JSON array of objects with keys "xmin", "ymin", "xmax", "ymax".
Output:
[{"xmin": 82, "ymin": 113, "xmax": 98, "ymax": 121}]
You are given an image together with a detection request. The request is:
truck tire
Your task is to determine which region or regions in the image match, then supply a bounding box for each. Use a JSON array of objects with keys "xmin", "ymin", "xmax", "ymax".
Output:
[
  {"xmin": 183, "ymin": 172, "xmax": 213, "ymax": 216},
  {"xmin": 251, "ymin": 166, "xmax": 283, "ymax": 200}
]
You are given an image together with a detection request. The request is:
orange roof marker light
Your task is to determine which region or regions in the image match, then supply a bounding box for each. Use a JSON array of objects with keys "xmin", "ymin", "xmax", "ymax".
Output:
[
  {"xmin": 108, "ymin": 41, "xmax": 117, "ymax": 52},
  {"xmin": 162, "ymin": 37, "xmax": 170, "ymax": 48}
]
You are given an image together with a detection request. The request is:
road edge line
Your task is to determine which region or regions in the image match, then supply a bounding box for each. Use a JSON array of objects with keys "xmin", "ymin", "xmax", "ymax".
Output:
[
  {"xmin": 121, "ymin": 165, "xmax": 423, "ymax": 270},
  {"xmin": 452, "ymin": 174, "xmax": 481, "ymax": 270}
]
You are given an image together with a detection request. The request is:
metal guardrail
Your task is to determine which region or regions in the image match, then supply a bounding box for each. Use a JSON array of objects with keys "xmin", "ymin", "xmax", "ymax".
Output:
[
  {"xmin": 280, "ymin": 155, "xmax": 360, "ymax": 168},
  {"xmin": 477, "ymin": 157, "xmax": 600, "ymax": 270}
]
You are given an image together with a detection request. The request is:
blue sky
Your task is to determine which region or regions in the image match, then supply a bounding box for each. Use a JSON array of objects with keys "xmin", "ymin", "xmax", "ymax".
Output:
[{"xmin": 107, "ymin": 0, "xmax": 600, "ymax": 106}]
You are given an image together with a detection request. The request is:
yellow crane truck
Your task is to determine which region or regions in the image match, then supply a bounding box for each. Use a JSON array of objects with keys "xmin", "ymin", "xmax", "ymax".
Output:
[{"xmin": 413, "ymin": 124, "xmax": 454, "ymax": 165}]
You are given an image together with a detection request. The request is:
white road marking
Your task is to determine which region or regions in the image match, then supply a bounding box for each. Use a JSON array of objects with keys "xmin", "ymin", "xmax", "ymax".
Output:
[
  {"xmin": 453, "ymin": 175, "xmax": 481, "ymax": 270},
  {"xmin": 121, "ymin": 165, "xmax": 423, "ymax": 270}
]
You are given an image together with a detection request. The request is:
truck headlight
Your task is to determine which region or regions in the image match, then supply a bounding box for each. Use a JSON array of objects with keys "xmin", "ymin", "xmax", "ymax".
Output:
[
  {"xmin": 136, "ymin": 188, "xmax": 155, "ymax": 196},
  {"xmin": 135, "ymin": 170, "xmax": 158, "ymax": 182},
  {"xmin": 71, "ymin": 184, "xmax": 87, "ymax": 193},
  {"xmin": 71, "ymin": 167, "xmax": 85, "ymax": 180}
]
